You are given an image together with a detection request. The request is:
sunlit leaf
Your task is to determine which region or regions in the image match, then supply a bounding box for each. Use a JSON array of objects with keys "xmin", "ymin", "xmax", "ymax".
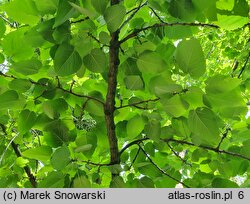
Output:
[{"xmin": 175, "ymin": 39, "xmax": 206, "ymax": 78}]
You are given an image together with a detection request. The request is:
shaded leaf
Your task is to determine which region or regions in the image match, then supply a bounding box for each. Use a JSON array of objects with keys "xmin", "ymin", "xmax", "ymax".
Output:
[
  {"xmin": 22, "ymin": 146, "xmax": 52, "ymax": 162},
  {"xmin": 18, "ymin": 109, "xmax": 36, "ymax": 134},
  {"xmin": 126, "ymin": 115, "xmax": 145, "ymax": 138},
  {"xmin": 137, "ymin": 51, "xmax": 167, "ymax": 73},
  {"xmin": 83, "ymin": 48, "xmax": 107, "ymax": 73},
  {"xmin": 54, "ymin": 43, "xmax": 82, "ymax": 76},
  {"xmin": 51, "ymin": 146, "xmax": 70, "ymax": 170},
  {"xmin": 188, "ymin": 108, "xmax": 220, "ymax": 146},
  {"xmin": 104, "ymin": 4, "xmax": 126, "ymax": 32}
]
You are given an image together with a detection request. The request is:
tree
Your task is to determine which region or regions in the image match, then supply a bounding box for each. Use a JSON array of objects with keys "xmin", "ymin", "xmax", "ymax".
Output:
[{"xmin": 0, "ymin": 0, "xmax": 250, "ymax": 188}]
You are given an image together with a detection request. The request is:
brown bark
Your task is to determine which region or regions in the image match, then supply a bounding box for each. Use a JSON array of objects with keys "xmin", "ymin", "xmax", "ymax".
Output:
[
  {"xmin": 11, "ymin": 142, "xmax": 37, "ymax": 188},
  {"xmin": 105, "ymin": 28, "xmax": 120, "ymax": 178},
  {"xmin": 0, "ymin": 124, "xmax": 37, "ymax": 187}
]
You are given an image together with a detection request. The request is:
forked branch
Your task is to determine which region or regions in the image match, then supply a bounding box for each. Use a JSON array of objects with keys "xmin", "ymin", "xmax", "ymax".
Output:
[
  {"xmin": 138, "ymin": 144, "xmax": 190, "ymax": 188},
  {"xmin": 0, "ymin": 72, "xmax": 105, "ymax": 105}
]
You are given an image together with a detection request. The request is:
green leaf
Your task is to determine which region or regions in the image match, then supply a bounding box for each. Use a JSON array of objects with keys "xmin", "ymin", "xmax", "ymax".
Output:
[
  {"xmin": 188, "ymin": 108, "xmax": 220, "ymax": 146},
  {"xmin": 137, "ymin": 176, "xmax": 155, "ymax": 188},
  {"xmin": 83, "ymin": 48, "xmax": 107, "ymax": 73},
  {"xmin": 51, "ymin": 146, "xmax": 70, "ymax": 170},
  {"xmin": 125, "ymin": 0, "xmax": 136, "ymax": 8},
  {"xmin": 204, "ymin": 90, "xmax": 247, "ymax": 118},
  {"xmin": 38, "ymin": 172, "xmax": 65, "ymax": 188},
  {"xmin": 182, "ymin": 87, "xmax": 204, "ymax": 109},
  {"xmin": 68, "ymin": 1, "xmax": 94, "ymax": 18},
  {"xmin": 110, "ymin": 176, "xmax": 126, "ymax": 187},
  {"xmin": 137, "ymin": 51, "xmax": 167, "ymax": 73},
  {"xmin": 241, "ymin": 140, "xmax": 250, "ymax": 157},
  {"xmin": 216, "ymin": 0, "xmax": 234, "ymax": 11},
  {"xmin": 192, "ymin": 0, "xmax": 217, "ymax": 21},
  {"xmin": 232, "ymin": 0, "xmax": 249, "ymax": 17},
  {"xmin": 149, "ymin": 75, "xmax": 182, "ymax": 97},
  {"xmin": 120, "ymin": 57, "xmax": 141, "ymax": 75},
  {"xmin": 74, "ymin": 144, "xmax": 93, "ymax": 153},
  {"xmin": 2, "ymin": 30, "xmax": 34, "ymax": 61},
  {"xmin": 168, "ymin": 0, "xmax": 196, "ymax": 21},
  {"xmin": 73, "ymin": 176, "xmax": 91, "ymax": 188},
  {"xmin": 104, "ymin": 4, "xmax": 126, "ymax": 33},
  {"xmin": 176, "ymin": 39, "xmax": 206, "ymax": 78},
  {"xmin": 12, "ymin": 59, "xmax": 42, "ymax": 75},
  {"xmin": 18, "ymin": 109, "xmax": 36, "ymax": 134},
  {"xmin": 15, "ymin": 157, "xmax": 29, "ymax": 168},
  {"xmin": 216, "ymin": 14, "xmax": 249, "ymax": 30},
  {"xmin": 52, "ymin": 21, "xmax": 71, "ymax": 44},
  {"xmin": 165, "ymin": 26, "xmax": 193, "ymax": 39},
  {"xmin": 162, "ymin": 95, "xmax": 189, "ymax": 118},
  {"xmin": 144, "ymin": 120, "xmax": 161, "ymax": 141},
  {"xmin": 44, "ymin": 120, "xmax": 70, "ymax": 147},
  {"xmin": 8, "ymin": 79, "xmax": 31, "ymax": 92},
  {"xmin": 85, "ymin": 100, "xmax": 104, "ymax": 116},
  {"xmin": 54, "ymin": 43, "xmax": 82, "ymax": 76},
  {"xmin": 172, "ymin": 117, "xmax": 191, "ymax": 138},
  {"xmin": 126, "ymin": 115, "xmax": 145, "ymax": 138},
  {"xmin": 124, "ymin": 75, "xmax": 144, "ymax": 90},
  {"xmin": 0, "ymin": 115, "xmax": 10, "ymax": 125},
  {"xmin": 0, "ymin": 53, "xmax": 5, "ymax": 64},
  {"xmin": 91, "ymin": 0, "xmax": 108, "ymax": 14},
  {"xmin": 0, "ymin": 18, "xmax": 6, "ymax": 39},
  {"xmin": 212, "ymin": 178, "xmax": 238, "ymax": 188},
  {"xmin": 43, "ymin": 98, "xmax": 68, "ymax": 119},
  {"xmin": 33, "ymin": 0, "xmax": 58, "ymax": 15},
  {"xmin": 75, "ymin": 132, "xmax": 97, "ymax": 157},
  {"xmin": 3, "ymin": 0, "xmax": 40, "ymax": 25},
  {"xmin": 54, "ymin": 0, "xmax": 78, "ymax": 28},
  {"xmin": 205, "ymin": 75, "xmax": 241, "ymax": 94},
  {"xmin": 99, "ymin": 31, "xmax": 111, "ymax": 44},
  {"xmin": 22, "ymin": 146, "xmax": 52, "ymax": 162},
  {"xmin": 0, "ymin": 90, "xmax": 19, "ymax": 110}
]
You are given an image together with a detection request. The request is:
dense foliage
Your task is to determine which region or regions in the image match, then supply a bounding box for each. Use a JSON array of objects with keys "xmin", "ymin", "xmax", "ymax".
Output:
[{"xmin": 0, "ymin": 0, "xmax": 250, "ymax": 188}]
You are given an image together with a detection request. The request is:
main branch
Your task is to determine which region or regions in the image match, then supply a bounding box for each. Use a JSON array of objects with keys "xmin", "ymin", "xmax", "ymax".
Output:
[{"xmin": 105, "ymin": 30, "xmax": 120, "ymax": 178}]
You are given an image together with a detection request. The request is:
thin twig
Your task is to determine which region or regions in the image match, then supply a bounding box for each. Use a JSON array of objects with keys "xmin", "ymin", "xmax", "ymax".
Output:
[
  {"xmin": 0, "ymin": 14, "xmax": 16, "ymax": 28},
  {"xmin": 164, "ymin": 138, "xmax": 250, "ymax": 161},
  {"xmin": 116, "ymin": 98, "xmax": 160, "ymax": 109},
  {"xmin": 166, "ymin": 142, "xmax": 192, "ymax": 167},
  {"xmin": 120, "ymin": 22, "xmax": 220, "ymax": 44},
  {"xmin": 129, "ymin": 148, "xmax": 141, "ymax": 170},
  {"xmin": 216, "ymin": 128, "xmax": 231, "ymax": 150},
  {"xmin": 0, "ymin": 72, "xmax": 105, "ymax": 105},
  {"xmin": 149, "ymin": 7, "xmax": 165, "ymax": 23},
  {"xmin": 58, "ymin": 86, "xmax": 105, "ymax": 105},
  {"xmin": 119, "ymin": 1, "xmax": 148, "ymax": 30},
  {"xmin": 56, "ymin": 76, "xmax": 61, "ymax": 88},
  {"xmin": 70, "ymin": 17, "xmax": 89, "ymax": 24},
  {"xmin": 120, "ymin": 137, "xmax": 250, "ymax": 162},
  {"xmin": 119, "ymin": 137, "xmax": 149, "ymax": 155},
  {"xmin": 79, "ymin": 160, "xmax": 112, "ymax": 167},
  {"xmin": 138, "ymin": 144, "xmax": 190, "ymax": 188},
  {"xmin": 70, "ymin": 80, "xmax": 76, "ymax": 93},
  {"xmin": 87, "ymin": 32, "xmax": 101, "ymax": 44},
  {"xmin": 238, "ymin": 52, "xmax": 250, "ymax": 78}
]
